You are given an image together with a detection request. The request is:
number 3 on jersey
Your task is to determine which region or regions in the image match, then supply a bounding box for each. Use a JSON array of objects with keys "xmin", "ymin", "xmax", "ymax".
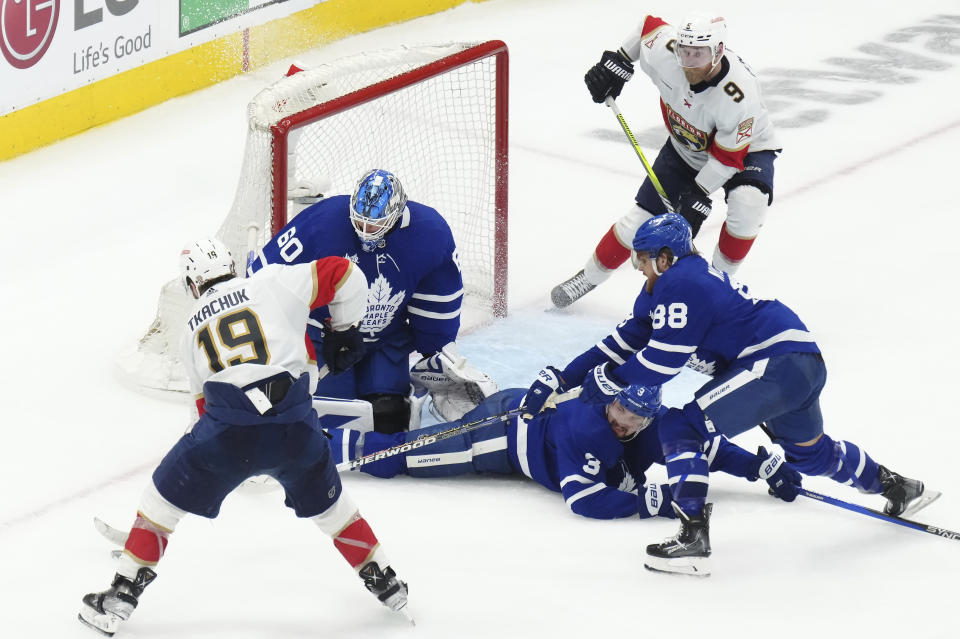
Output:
[
  {"xmin": 651, "ymin": 303, "xmax": 688, "ymax": 329},
  {"xmin": 197, "ymin": 308, "xmax": 270, "ymax": 372}
]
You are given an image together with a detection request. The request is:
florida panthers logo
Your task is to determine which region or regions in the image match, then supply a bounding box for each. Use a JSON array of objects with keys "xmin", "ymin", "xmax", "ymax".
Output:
[{"xmin": 664, "ymin": 103, "xmax": 708, "ymax": 151}]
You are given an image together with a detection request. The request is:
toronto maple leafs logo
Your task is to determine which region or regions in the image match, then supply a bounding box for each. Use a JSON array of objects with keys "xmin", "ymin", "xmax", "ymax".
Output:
[
  {"xmin": 361, "ymin": 273, "xmax": 406, "ymax": 335},
  {"xmin": 344, "ymin": 252, "xmax": 359, "ymax": 265},
  {"xmin": 685, "ymin": 353, "xmax": 716, "ymax": 376}
]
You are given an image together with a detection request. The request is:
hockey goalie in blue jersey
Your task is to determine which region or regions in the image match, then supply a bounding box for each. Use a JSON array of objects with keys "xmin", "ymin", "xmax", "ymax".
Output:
[
  {"xmin": 523, "ymin": 213, "xmax": 939, "ymax": 574},
  {"xmin": 250, "ymin": 169, "xmax": 496, "ymax": 434},
  {"xmin": 325, "ymin": 385, "xmax": 802, "ymax": 520}
]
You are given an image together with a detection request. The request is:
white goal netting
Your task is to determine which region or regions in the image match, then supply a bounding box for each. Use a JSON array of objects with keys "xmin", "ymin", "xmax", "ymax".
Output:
[{"xmin": 117, "ymin": 41, "xmax": 509, "ymax": 392}]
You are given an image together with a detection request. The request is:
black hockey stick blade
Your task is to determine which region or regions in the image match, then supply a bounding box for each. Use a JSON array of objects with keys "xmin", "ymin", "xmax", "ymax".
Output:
[{"xmin": 800, "ymin": 489, "xmax": 959, "ymax": 543}]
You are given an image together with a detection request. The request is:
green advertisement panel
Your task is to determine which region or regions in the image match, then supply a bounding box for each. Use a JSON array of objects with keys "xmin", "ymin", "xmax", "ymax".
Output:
[{"xmin": 180, "ymin": 1, "xmax": 279, "ymax": 36}]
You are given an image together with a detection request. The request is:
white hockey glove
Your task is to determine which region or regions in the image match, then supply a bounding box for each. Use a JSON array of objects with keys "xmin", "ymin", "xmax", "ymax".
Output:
[{"xmin": 410, "ymin": 343, "xmax": 498, "ymax": 422}]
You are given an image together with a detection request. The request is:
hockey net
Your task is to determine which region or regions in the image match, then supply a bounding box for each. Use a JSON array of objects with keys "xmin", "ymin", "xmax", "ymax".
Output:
[{"xmin": 117, "ymin": 41, "xmax": 509, "ymax": 393}]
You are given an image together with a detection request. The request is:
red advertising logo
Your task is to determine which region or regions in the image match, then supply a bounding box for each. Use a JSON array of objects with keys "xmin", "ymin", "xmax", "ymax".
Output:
[{"xmin": 1, "ymin": 0, "xmax": 60, "ymax": 69}]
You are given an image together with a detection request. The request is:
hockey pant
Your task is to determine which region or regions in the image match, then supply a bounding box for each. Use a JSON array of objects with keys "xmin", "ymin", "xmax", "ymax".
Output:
[{"xmin": 152, "ymin": 374, "xmax": 344, "ymax": 519}]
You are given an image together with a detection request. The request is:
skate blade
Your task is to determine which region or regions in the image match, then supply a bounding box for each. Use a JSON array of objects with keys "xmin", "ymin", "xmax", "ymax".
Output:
[
  {"xmin": 901, "ymin": 488, "xmax": 942, "ymax": 518},
  {"xmin": 78, "ymin": 606, "xmax": 120, "ymax": 636},
  {"xmin": 397, "ymin": 603, "xmax": 416, "ymax": 626},
  {"xmin": 644, "ymin": 554, "xmax": 711, "ymax": 577}
]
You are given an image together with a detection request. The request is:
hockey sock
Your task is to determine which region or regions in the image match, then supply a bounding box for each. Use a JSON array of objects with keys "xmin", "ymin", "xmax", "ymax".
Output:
[
  {"xmin": 663, "ymin": 441, "xmax": 710, "ymax": 516},
  {"xmin": 117, "ymin": 484, "xmax": 186, "ymax": 579},
  {"xmin": 326, "ymin": 428, "xmax": 406, "ymax": 478},
  {"xmin": 715, "ymin": 222, "xmax": 755, "ymax": 269},
  {"xmin": 781, "ymin": 435, "xmax": 882, "ymax": 494},
  {"xmin": 637, "ymin": 483, "xmax": 677, "ymax": 519},
  {"xmin": 592, "ymin": 225, "xmax": 631, "ymax": 271}
]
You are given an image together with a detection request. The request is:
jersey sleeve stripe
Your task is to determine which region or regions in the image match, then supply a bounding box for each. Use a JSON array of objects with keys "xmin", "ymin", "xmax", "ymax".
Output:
[
  {"xmin": 410, "ymin": 289, "xmax": 464, "ymax": 302},
  {"xmin": 647, "ymin": 339, "xmax": 697, "ymax": 353},
  {"xmin": 637, "ymin": 350, "xmax": 685, "ymax": 375},
  {"xmin": 597, "ymin": 342, "xmax": 626, "ymax": 365},
  {"xmin": 641, "ymin": 15, "xmax": 669, "ymax": 38},
  {"xmin": 560, "ymin": 474, "xmax": 598, "ymax": 488},
  {"xmin": 564, "ymin": 482, "xmax": 606, "ymax": 506},
  {"xmin": 736, "ymin": 328, "xmax": 816, "ymax": 359},
  {"xmin": 612, "ymin": 331, "xmax": 638, "ymax": 353},
  {"xmin": 406, "ymin": 306, "xmax": 462, "ymax": 320},
  {"xmin": 514, "ymin": 414, "xmax": 533, "ymax": 478},
  {"xmin": 704, "ymin": 436, "xmax": 721, "ymax": 468}
]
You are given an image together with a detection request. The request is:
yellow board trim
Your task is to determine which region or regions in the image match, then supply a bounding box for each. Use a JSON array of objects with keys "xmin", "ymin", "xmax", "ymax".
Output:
[{"xmin": 0, "ymin": 0, "xmax": 481, "ymax": 163}]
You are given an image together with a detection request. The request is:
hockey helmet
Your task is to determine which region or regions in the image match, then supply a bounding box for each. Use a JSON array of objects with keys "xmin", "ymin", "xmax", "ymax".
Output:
[
  {"xmin": 631, "ymin": 213, "xmax": 693, "ymax": 267},
  {"xmin": 350, "ymin": 169, "xmax": 408, "ymax": 252},
  {"xmin": 180, "ymin": 238, "xmax": 236, "ymax": 296},
  {"xmin": 610, "ymin": 384, "xmax": 662, "ymax": 441},
  {"xmin": 675, "ymin": 14, "xmax": 727, "ymax": 68}
]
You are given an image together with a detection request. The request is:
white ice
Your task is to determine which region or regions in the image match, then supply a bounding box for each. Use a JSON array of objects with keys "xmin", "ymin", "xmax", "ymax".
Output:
[{"xmin": 1, "ymin": 1, "xmax": 958, "ymax": 637}]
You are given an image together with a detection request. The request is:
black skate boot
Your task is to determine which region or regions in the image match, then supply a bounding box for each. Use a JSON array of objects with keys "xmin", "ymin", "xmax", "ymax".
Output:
[
  {"xmin": 78, "ymin": 567, "xmax": 156, "ymax": 636},
  {"xmin": 359, "ymin": 561, "xmax": 411, "ymax": 618},
  {"xmin": 644, "ymin": 503, "xmax": 712, "ymax": 577},
  {"xmin": 551, "ymin": 270, "xmax": 596, "ymax": 308},
  {"xmin": 878, "ymin": 465, "xmax": 939, "ymax": 517}
]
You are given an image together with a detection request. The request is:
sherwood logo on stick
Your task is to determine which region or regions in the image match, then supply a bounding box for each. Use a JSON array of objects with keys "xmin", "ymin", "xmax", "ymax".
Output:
[{"xmin": 0, "ymin": 0, "xmax": 60, "ymax": 69}]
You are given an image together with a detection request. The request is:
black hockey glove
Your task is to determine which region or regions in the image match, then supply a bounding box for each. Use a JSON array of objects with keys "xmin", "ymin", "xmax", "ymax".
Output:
[
  {"xmin": 321, "ymin": 322, "xmax": 367, "ymax": 375},
  {"xmin": 751, "ymin": 446, "xmax": 802, "ymax": 502},
  {"xmin": 673, "ymin": 188, "xmax": 712, "ymax": 237},
  {"xmin": 585, "ymin": 50, "xmax": 634, "ymax": 104}
]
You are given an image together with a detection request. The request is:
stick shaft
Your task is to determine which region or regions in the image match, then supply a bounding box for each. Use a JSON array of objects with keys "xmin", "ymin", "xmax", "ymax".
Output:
[{"xmin": 604, "ymin": 97, "xmax": 674, "ymax": 213}]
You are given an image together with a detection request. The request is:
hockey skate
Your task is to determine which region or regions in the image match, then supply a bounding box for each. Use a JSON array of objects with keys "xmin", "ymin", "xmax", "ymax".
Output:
[
  {"xmin": 359, "ymin": 561, "xmax": 413, "ymax": 623},
  {"xmin": 78, "ymin": 568, "xmax": 156, "ymax": 636},
  {"xmin": 551, "ymin": 270, "xmax": 596, "ymax": 308},
  {"xmin": 645, "ymin": 503, "xmax": 712, "ymax": 577},
  {"xmin": 878, "ymin": 465, "xmax": 941, "ymax": 518}
]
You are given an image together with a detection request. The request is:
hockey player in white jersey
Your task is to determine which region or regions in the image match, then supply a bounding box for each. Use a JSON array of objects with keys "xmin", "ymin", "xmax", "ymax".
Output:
[
  {"xmin": 78, "ymin": 239, "xmax": 411, "ymax": 636},
  {"xmin": 552, "ymin": 13, "xmax": 782, "ymax": 308}
]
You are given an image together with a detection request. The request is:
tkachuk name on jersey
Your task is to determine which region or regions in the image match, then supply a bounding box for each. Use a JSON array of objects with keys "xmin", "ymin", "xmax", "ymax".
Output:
[{"xmin": 187, "ymin": 289, "xmax": 250, "ymax": 331}]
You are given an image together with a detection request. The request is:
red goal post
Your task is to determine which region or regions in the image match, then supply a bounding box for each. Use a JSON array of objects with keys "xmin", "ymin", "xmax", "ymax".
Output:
[{"xmin": 118, "ymin": 41, "xmax": 509, "ymax": 393}]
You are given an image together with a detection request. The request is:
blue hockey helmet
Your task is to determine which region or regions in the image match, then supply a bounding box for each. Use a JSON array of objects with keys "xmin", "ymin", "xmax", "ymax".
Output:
[
  {"xmin": 609, "ymin": 384, "xmax": 662, "ymax": 441},
  {"xmin": 631, "ymin": 213, "xmax": 693, "ymax": 267},
  {"xmin": 350, "ymin": 169, "xmax": 408, "ymax": 252}
]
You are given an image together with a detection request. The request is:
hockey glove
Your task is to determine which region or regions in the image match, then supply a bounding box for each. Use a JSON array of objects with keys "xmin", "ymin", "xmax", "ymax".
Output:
[
  {"xmin": 523, "ymin": 366, "xmax": 567, "ymax": 417},
  {"xmin": 321, "ymin": 322, "xmax": 367, "ymax": 375},
  {"xmin": 751, "ymin": 446, "xmax": 802, "ymax": 502},
  {"xmin": 673, "ymin": 188, "xmax": 712, "ymax": 237},
  {"xmin": 585, "ymin": 50, "xmax": 634, "ymax": 103},
  {"xmin": 579, "ymin": 363, "xmax": 626, "ymax": 405}
]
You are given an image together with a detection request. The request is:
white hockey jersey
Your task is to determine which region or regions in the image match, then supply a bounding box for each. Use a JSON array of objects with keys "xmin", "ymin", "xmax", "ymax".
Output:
[
  {"xmin": 620, "ymin": 16, "xmax": 780, "ymax": 193},
  {"xmin": 180, "ymin": 258, "xmax": 367, "ymax": 412}
]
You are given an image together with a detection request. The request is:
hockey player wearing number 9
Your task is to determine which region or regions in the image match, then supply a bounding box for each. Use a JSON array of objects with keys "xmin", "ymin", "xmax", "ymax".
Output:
[
  {"xmin": 532, "ymin": 214, "xmax": 937, "ymax": 576},
  {"xmin": 325, "ymin": 385, "xmax": 800, "ymax": 521},
  {"xmin": 250, "ymin": 169, "xmax": 495, "ymax": 434},
  {"xmin": 78, "ymin": 239, "xmax": 411, "ymax": 636},
  {"xmin": 552, "ymin": 13, "xmax": 782, "ymax": 308}
]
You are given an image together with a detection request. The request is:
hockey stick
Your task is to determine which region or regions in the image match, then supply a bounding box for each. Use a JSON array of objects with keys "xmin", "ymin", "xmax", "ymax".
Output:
[
  {"xmin": 338, "ymin": 387, "xmax": 583, "ymax": 473},
  {"xmin": 800, "ymin": 489, "xmax": 958, "ymax": 543},
  {"xmin": 604, "ymin": 96, "xmax": 674, "ymax": 214}
]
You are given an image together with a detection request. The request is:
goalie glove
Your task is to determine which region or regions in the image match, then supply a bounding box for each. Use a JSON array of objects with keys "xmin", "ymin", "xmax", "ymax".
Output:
[{"xmin": 410, "ymin": 343, "xmax": 497, "ymax": 421}]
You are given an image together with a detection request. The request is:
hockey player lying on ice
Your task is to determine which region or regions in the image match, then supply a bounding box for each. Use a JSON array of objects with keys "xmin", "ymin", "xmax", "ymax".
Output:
[{"xmin": 326, "ymin": 384, "xmax": 802, "ymax": 520}]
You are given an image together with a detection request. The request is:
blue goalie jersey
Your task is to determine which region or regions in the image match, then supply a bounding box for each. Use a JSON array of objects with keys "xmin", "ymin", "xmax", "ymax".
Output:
[
  {"xmin": 249, "ymin": 195, "xmax": 464, "ymax": 357},
  {"xmin": 561, "ymin": 255, "xmax": 822, "ymax": 387}
]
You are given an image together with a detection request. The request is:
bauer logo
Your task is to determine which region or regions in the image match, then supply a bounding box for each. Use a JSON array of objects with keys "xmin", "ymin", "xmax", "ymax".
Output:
[{"xmin": 0, "ymin": 0, "xmax": 60, "ymax": 69}]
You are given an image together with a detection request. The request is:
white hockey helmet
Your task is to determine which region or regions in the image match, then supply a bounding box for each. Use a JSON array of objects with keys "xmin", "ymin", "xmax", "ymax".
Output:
[
  {"xmin": 675, "ymin": 14, "xmax": 727, "ymax": 68},
  {"xmin": 180, "ymin": 238, "xmax": 236, "ymax": 295}
]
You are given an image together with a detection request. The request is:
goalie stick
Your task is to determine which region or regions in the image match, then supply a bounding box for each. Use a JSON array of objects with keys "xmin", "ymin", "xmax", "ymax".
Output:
[
  {"xmin": 604, "ymin": 96, "xmax": 674, "ymax": 214},
  {"xmin": 800, "ymin": 488, "xmax": 957, "ymax": 543}
]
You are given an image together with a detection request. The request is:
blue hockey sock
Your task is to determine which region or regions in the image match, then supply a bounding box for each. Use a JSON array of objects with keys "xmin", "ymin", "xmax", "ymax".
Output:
[
  {"xmin": 325, "ymin": 428, "xmax": 407, "ymax": 479},
  {"xmin": 663, "ymin": 440, "xmax": 709, "ymax": 515},
  {"xmin": 781, "ymin": 435, "xmax": 881, "ymax": 494}
]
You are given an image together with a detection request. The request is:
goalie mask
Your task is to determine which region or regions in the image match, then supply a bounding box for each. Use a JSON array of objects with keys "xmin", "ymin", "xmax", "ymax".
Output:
[
  {"xmin": 350, "ymin": 169, "xmax": 408, "ymax": 252},
  {"xmin": 180, "ymin": 238, "xmax": 236, "ymax": 296},
  {"xmin": 675, "ymin": 14, "xmax": 727, "ymax": 69},
  {"xmin": 608, "ymin": 384, "xmax": 662, "ymax": 441}
]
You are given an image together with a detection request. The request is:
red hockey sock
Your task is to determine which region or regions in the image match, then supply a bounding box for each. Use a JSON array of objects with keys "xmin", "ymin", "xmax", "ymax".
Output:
[
  {"xmin": 124, "ymin": 512, "xmax": 171, "ymax": 565},
  {"xmin": 717, "ymin": 223, "xmax": 756, "ymax": 263},
  {"xmin": 333, "ymin": 516, "xmax": 380, "ymax": 569},
  {"xmin": 594, "ymin": 225, "xmax": 632, "ymax": 270}
]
